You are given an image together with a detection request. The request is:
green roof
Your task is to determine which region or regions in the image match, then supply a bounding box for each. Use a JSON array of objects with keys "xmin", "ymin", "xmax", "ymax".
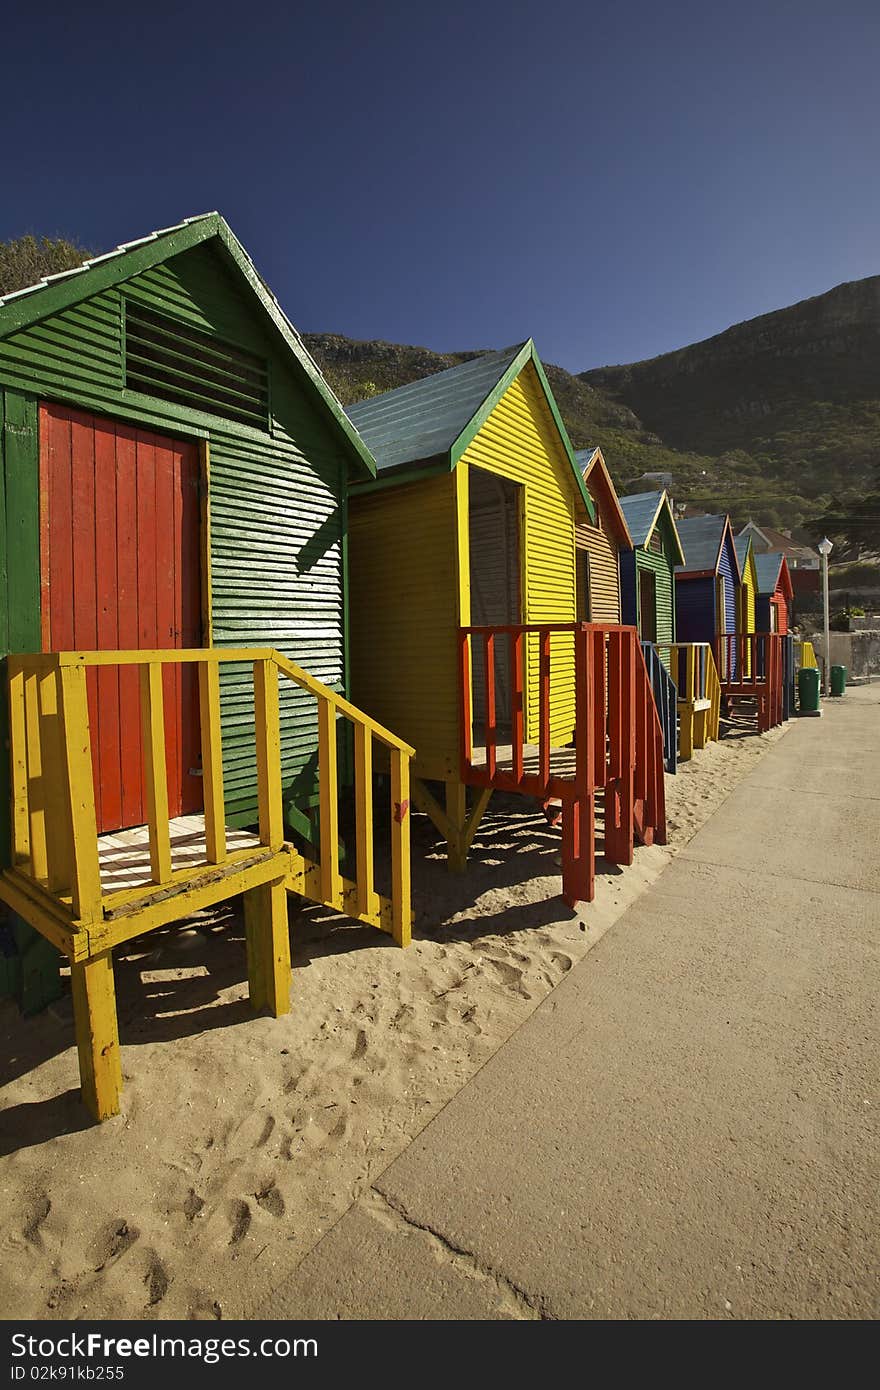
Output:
[
  {"xmin": 618, "ymin": 489, "xmax": 685, "ymax": 564},
  {"xmin": 346, "ymin": 339, "xmax": 596, "ymax": 522},
  {"xmin": 0, "ymin": 212, "xmax": 376, "ymax": 479}
]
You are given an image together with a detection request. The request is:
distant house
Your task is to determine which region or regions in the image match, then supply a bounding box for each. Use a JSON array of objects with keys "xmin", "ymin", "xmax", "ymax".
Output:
[
  {"xmin": 738, "ymin": 520, "xmax": 820, "ymax": 571},
  {"xmin": 630, "ymin": 470, "xmax": 673, "ymax": 493}
]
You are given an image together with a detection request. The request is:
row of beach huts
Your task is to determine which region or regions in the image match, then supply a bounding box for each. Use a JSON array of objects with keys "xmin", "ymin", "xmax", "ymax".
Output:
[{"xmin": 0, "ymin": 214, "xmax": 815, "ymax": 1119}]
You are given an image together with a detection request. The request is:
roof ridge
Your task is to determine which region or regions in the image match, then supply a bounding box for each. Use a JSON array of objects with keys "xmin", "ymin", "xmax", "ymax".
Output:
[{"xmin": 0, "ymin": 212, "xmax": 217, "ymax": 309}]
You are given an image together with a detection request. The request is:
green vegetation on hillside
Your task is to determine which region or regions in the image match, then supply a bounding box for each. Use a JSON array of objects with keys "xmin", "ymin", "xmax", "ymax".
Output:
[
  {"xmin": 304, "ymin": 332, "xmax": 845, "ymax": 537},
  {"xmin": 0, "ymin": 235, "xmax": 96, "ymax": 298}
]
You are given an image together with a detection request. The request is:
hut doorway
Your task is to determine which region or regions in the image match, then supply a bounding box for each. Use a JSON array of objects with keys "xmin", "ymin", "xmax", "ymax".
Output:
[
  {"xmin": 638, "ymin": 568, "xmax": 657, "ymax": 643},
  {"xmin": 468, "ymin": 467, "xmax": 522, "ymax": 732},
  {"xmin": 39, "ymin": 403, "xmax": 203, "ymax": 835}
]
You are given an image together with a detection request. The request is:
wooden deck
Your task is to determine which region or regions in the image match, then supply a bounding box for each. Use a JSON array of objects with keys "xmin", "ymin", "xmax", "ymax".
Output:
[
  {"xmin": 469, "ymin": 742, "xmax": 579, "ymax": 780},
  {"xmin": 98, "ymin": 815, "xmax": 262, "ymax": 895}
]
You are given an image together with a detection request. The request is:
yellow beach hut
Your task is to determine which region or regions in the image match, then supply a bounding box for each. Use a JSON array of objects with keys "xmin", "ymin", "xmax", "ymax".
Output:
[
  {"xmin": 346, "ymin": 342, "xmax": 667, "ymax": 906},
  {"xmin": 734, "ymin": 531, "xmax": 758, "ymax": 675}
]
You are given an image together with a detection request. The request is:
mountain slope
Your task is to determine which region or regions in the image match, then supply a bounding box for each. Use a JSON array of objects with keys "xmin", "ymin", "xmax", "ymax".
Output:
[
  {"xmin": 582, "ymin": 276, "xmax": 880, "ymax": 504},
  {"xmin": 306, "ymin": 274, "xmax": 880, "ymax": 536},
  {"xmin": 304, "ymin": 331, "xmax": 715, "ymax": 490}
]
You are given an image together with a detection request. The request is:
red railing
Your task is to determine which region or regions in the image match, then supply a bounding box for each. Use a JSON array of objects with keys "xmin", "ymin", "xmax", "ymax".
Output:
[
  {"xmin": 714, "ymin": 632, "xmax": 785, "ymax": 732},
  {"xmin": 458, "ymin": 623, "xmax": 667, "ymax": 908}
]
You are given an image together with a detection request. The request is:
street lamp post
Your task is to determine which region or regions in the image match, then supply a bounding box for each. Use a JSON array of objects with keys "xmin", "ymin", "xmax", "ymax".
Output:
[{"xmin": 818, "ymin": 536, "xmax": 833, "ymax": 694}]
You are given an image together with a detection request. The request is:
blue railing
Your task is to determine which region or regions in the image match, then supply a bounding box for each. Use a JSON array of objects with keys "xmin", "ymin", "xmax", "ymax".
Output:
[{"xmin": 641, "ymin": 642, "xmax": 678, "ymax": 774}]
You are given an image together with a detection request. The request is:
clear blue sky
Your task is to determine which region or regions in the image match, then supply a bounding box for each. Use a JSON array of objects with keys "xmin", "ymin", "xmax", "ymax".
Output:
[{"xmin": 3, "ymin": 0, "xmax": 878, "ymax": 371}]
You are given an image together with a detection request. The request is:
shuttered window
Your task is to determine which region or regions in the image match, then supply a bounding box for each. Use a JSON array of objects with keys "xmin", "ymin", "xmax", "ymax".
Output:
[{"xmin": 124, "ymin": 301, "xmax": 269, "ymax": 429}]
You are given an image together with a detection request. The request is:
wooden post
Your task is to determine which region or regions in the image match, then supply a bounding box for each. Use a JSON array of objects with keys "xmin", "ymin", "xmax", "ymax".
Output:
[
  {"xmin": 390, "ymin": 748, "xmax": 411, "ymax": 947},
  {"xmin": 561, "ymin": 791, "xmax": 594, "ymax": 908},
  {"xmin": 58, "ymin": 665, "xmax": 102, "ymax": 923},
  {"xmin": 445, "ymin": 779, "xmax": 467, "ymax": 873},
  {"xmin": 253, "ymin": 659, "xmax": 284, "ymax": 850},
  {"xmin": 485, "ymin": 634, "xmax": 497, "ymax": 780},
  {"xmin": 317, "ymin": 698, "xmax": 342, "ymax": 909},
  {"xmin": 510, "ymin": 631, "xmax": 524, "ymax": 784},
  {"xmin": 244, "ymin": 878, "xmax": 291, "ymax": 1016},
  {"xmin": 39, "ymin": 668, "xmax": 73, "ymax": 893},
  {"xmin": 458, "ymin": 629, "xmax": 472, "ymax": 780},
  {"xmin": 538, "ymin": 629, "xmax": 551, "ymax": 787},
  {"xmin": 353, "ymin": 722, "xmax": 376, "ymax": 919},
  {"xmin": 8, "ymin": 664, "xmax": 30, "ymax": 867},
  {"xmin": 24, "ymin": 671, "xmax": 48, "ymax": 882},
  {"xmin": 71, "ymin": 950, "xmax": 122, "ymax": 1121},
  {"xmin": 139, "ymin": 662, "xmax": 172, "ymax": 884},
  {"xmin": 198, "ymin": 661, "xmax": 226, "ymax": 864}
]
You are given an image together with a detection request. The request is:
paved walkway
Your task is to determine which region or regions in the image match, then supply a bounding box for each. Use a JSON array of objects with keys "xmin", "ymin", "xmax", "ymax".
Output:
[{"xmin": 265, "ymin": 688, "xmax": 880, "ymax": 1319}]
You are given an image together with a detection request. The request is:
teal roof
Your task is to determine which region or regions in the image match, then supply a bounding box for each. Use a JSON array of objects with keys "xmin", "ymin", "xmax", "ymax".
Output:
[
  {"xmin": 734, "ymin": 533, "xmax": 753, "ymax": 571},
  {"xmin": 619, "ymin": 489, "xmax": 685, "ymax": 565},
  {"xmin": 618, "ymin": 490, "xmax": 664, "ymax": 546},
  {"xmin": 346, "ymin": 345, "xmax": 523, "ymax": 473},
  {"xmin": 675, "ymin": 514, "xmax": 728, "ymax": 574},
  {"xmin": 755, "ymin": 551, "xmax": 784, "ymax": 593},
  {"xmin": 346, "ymin": 340, "xmax": 596, "ymax": 521},
  {"xmin": 573, "ymin": 446, "xmax": 599, "ymax": 470}
]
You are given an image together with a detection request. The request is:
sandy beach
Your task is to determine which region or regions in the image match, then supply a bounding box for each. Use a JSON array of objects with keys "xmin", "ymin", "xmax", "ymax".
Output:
[{"xmin": 1, "ymin": 720, "xmax": 786, "ymax": 1320}]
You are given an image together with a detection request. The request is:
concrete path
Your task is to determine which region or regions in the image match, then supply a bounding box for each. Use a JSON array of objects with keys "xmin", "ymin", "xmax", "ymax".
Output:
[{"xmin": 265, "ymin": 688, "xmax": 880, "ymax": 1320}]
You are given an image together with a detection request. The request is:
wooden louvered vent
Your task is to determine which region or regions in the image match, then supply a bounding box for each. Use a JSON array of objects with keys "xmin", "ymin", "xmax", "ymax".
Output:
[{"xmin": 125, "ymin": 302, "xmax": 269, "ymax": 429}]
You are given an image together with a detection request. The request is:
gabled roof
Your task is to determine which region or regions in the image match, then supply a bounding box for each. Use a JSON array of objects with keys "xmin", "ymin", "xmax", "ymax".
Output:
[
  {"xmin": 618, "ymin": 489, "xmax": 685, "ymax": 565},
  {"xmin": 0, "ymin": 212, "xmax": 376, "ymax": 478},
  {"xmin": 675, "ymin": 513, "xmax": 741, "ymax": 581},
  {"xmin": 574, "ymin": 447, "xmax": 632, "ymax": 549},
  {"xmin": 739, "ymin": 520, "xmax": 819, "ymax": 563},
  {"xmin": 755, "ymin": 551, "xmax": 794, "ymax": 600},
  {"xmin": 346, "ymin": 339, "xmax": 596, "ymax": 522},
  {"xmin": 734, "ymin": 532, "xmax": 756, "ymax": 578}
]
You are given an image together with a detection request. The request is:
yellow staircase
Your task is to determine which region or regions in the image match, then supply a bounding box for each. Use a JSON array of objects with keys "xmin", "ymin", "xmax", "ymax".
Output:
[{"xmin": 1, "ymin": 648, "xmax": 414, "ymax": 1120}]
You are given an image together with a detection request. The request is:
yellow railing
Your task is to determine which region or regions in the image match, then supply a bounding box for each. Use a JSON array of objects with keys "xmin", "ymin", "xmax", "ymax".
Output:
[
  {"xmin": 655, "ymin": 643, "xmax": 721, "ymax": 759},
  {"xmin": 6, "ymin": 647, "xmax": 414, "ymax": 945},
  {"xmin": 4, "ymin": 647, "xmax": 414, "ymax": 1122}
]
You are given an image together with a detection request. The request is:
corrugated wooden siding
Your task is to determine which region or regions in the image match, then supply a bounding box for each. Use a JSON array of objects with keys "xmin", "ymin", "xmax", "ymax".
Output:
[
  {"xmin": 459, "ymin": 363, "xmax": 580, "ymax": 745},
  {"xmin": 739, "ymin": 556, "xmax": 757, "ymax": 676},
  {"xmin": 348, "ymin": 473, "xmax": 459, "ymax": 780},
  {"xmin": 575, "ymin": 521, "xmax": 620, "ymax": 622},
  {"xmin": 0, "ymin": 389, "xmax": 41, "ymax": 866},
  {"xmin": 0, "ymin": 242, "xmax": 350, "ymax": 825},
  {"xmin": 675, "ymin": 574, "xmax": 715, "ymax": 644},
  {"xmin": 718, "ymin": 534, "xmax": 739, "ymax": 676},
  {"xmin": 718, "ymin": 534, "xmax": 738, "ymax": 635},
  {"xmin": 636, "ymin": 549, "xmax": 674, "ymax": 645}
]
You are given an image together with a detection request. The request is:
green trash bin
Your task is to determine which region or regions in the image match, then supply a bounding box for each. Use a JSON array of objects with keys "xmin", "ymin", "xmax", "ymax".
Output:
[
  {"xmin": 830, "ymin": 664, "xmax": 847, "ymax": 696},
  {"xmin": 798, "ymin": 666, "xmax": 821, "ymax": 713}
]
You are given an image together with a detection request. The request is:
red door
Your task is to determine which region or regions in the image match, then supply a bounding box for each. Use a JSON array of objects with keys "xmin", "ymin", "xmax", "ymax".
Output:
[{"xmin": 40, "ymin": 404, "xmax": 203, "ymax": 833}]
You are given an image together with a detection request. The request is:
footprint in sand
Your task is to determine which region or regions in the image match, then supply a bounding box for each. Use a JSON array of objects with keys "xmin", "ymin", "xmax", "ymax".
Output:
[
  {"xmin": 353, "ymin": 1028, "xmax": 368, "ymax": 1059},
  {"xmin": 227, "ymin": 1200, "xmax": 251, "ymax": 1245},
  {"xmin": 89, "ymin": 1219, "xmax": 139, "ymax": 1272},
  {"xmin": 23, "ymin": 1194, "xmax": 52, "ymax": 1248},
  {"xmin": 485, "ymin": 956, "xmax": 532, "ymax": 998},
  {"xmin": 182, "ymin": 1189, "xmax": 205, "ymax": 1222},
  {"xmin": 327, "ymin": 1111, "xmax": 350, "ymax": 1142},
  {"xmin": 254, "ymin": 1181, "xmax": 285, "ymax": 1218},
  {"xmin": 549, "ymin": 951, "xmax": 573, "ymax": 974},
  {"xmin": 144, "ymin": 1254, "xmax": 171, "ymax": 1307}
]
